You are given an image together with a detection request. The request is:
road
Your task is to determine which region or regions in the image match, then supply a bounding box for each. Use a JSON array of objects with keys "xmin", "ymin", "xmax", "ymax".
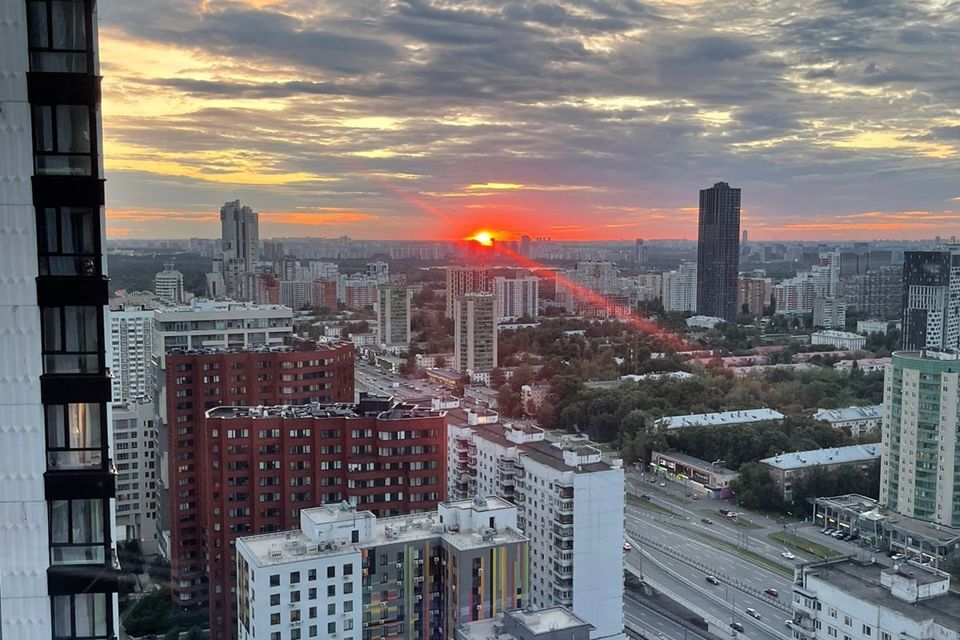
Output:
[{"xmin": 624, "ymin": 593, "xmax": 714, "ymax": 640}]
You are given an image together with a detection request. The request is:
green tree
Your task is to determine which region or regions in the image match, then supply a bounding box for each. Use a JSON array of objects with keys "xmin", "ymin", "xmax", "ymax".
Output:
[
  {"xmin": 730, "ymin": 463, "xmax": 782, "ymax": 511},
  {"xmin": 164, "ymin": 630, "xmax": 181, "ymax": 640},
  {"xmin": 186, "ymin": 627, "xmax": 205, "ymax": 640}
]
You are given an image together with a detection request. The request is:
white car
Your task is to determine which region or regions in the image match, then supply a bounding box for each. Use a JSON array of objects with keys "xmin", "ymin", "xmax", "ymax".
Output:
[
  {"xmin": 623, "ymin": 542, "xmax": 632, "ymax": 552},
  {"xmin": 781, "ymin": 551, "xmax": 796, "ymax": 560}
]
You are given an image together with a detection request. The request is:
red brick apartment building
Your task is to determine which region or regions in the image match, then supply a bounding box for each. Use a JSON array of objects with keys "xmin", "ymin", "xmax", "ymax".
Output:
[{"xmin": 162, "ymin": 338, "xmax": 447, "ymax": 638}]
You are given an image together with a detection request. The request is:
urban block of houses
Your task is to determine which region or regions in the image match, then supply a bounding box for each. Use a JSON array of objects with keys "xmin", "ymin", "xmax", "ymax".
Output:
[
  {"xmin": 655, "ymin": 408, "xmax": 785, "ymax": 430},
  {"xmin": 812, "ymin": 405, "xmax": 883, "ymax": 437},
  {"xmin": 760, "ymin": 444, "xmax": 881, "ymax": 501}
]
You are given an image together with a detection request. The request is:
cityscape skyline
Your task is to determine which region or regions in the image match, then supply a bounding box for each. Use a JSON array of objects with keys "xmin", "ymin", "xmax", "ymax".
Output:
[{"xmin": 97, "ymin": 1, "xmax": 959, "ymax": 241}]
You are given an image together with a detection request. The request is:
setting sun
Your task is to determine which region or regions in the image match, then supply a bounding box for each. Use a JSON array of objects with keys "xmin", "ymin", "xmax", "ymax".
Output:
[{"xmin": 470, "ymin": 231, "xmax": 495, "ymax": 246}]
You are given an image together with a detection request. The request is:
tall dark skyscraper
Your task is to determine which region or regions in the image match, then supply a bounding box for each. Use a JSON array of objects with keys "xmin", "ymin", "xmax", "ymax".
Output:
[
  {"xmin": 901, "ymin": 249, "xmax": 960, "ymax": 350},
  {"xmin": 696, "ymin": 182, "xmax": 742, "ymax": 322}
]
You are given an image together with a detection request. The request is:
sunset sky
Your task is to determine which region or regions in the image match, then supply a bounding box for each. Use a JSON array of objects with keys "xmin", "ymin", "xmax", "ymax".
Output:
[{"xmin": 99, "ymin": 0, "xmax": 960, "ymax": 241}]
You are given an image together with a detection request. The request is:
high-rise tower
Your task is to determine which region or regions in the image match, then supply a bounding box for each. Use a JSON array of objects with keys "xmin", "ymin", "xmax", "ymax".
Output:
[
  {"xmin": 696, "ymin": 182, "xmax": 741, "ymax": 322},
  {"xmin": 901, "ymin": 248, "xmax": 960, "ymax": 351},
  {"xmin": 217, "ymin": 199, "xmax": 259, "ymax": 297},
  {"xmin": 1, "ymin": 0, "xmax": 120, "ymax": 636}
]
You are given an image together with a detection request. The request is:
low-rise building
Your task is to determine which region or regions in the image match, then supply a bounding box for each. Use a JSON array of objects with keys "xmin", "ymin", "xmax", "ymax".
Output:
[
  {"xmin": 457, "ymin": 607, "xmax": 592, "ymax": 640},
  {"xmin": 790, "ymin": 558, "xmax": 960, "ymax": 640},
  {"xmin": 416, "ymin": 352, "xmax": 454, "ymax": 369},
  {"xmin": 685, "ymin": 315, "xmax": 725, "ymax": 329},
  {"xmin": 811, "ymin": 330, "xmax": 867, "ymax": 350},
  {"xmin": 655, "ymin": 408, "xmax": 785, "ymax": 430},
  {"xmin": 237, "ymin": 498, "xmax": 529, "ymax": 640},
  {"xmin": 812, "ymin": 405, "xmax": 883, "ymax": 438},
  {"xmin": 833, "ymin": 357, "xmax": 891, "ymax": 373},
  {"xmin": 813, "ymin": 494, "xmax": 960, "ymax": 564},
  {"xmin": 856, "ymin": 319, "xmax": 900, "ymax": 335},
  {"xmin": 650, "ymin": 451, "xmax": 737, "ymax": 498},
  {"xmin": 760, "ymin": 444, "xmax": 881, "ymax": 502}
]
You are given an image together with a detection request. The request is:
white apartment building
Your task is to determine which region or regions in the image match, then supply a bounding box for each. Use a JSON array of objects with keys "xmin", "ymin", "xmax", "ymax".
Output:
[
  {"xmin": 661, "ymin": 262, "xmax": 697, "ymax": 312},
  {"xmin": 790, "ymin": 559, "xmax": 959, "ymax": 640},
  {"xmin": 493, "ymin": 276, "xmax": 539, "ymax": 322},
  {"xmin": 152, "ymin": 299, "xmax": 294, "ymax": 370},
  {"xmin": 447, "ymin": 423, "xmax": 625, "ymax": 640},
  {"xmin": 308, "ymin": 261, "xmax": 338, "ymax": 279},
  {"xmin": 110, "ymin": 304, "xmax": 156, "ymax": 402},
  {"xmin": 811, "ymin": 330, "xmax": 866, "ymax": 350},
  {"xmin": 454, "ymin": 293, "xmax": 498, "ymax": 377},
  {"xmin": 113, "ymin": 400, "xmax": 159, "ymax": 552},
  {"xmin": 446, "ymin": 265, "xmax": 492, "ymax": 318},
  {"xmin": 154, "ymin": 263, "xmax": 185, "ymax": 303},
  {"xmin": 812, "ymin": 405, "xmax": 883, "ymax": 438},
  {"xmin": 236, "ymin": 498, "xmax": 529, "ymax": 640}
]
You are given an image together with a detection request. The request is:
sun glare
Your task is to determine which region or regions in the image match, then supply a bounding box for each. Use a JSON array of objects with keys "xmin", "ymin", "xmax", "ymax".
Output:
[{"xmin": 470, "ymin": 231, "xmax": 494, "ymax": 246}]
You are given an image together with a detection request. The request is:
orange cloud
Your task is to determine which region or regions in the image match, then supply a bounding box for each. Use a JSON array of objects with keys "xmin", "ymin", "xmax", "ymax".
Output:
[{"xmin": 262, "ymin": 211, "xmax": 379, "ymax": 226}]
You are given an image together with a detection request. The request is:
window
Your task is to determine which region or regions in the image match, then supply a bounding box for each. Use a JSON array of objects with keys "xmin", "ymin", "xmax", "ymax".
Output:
[
  {"xmin": 270, "ymin": 612, "xmax": 280, "ymax": 625},
  {"xmin": 41, "ymin": 305, "xmax": 101, "ymax": 374},
  {"xmin": 327, "ymin": 603, "xmax": 335, "ymax": 615},
  {"xmin": 290, "ymin": 571, "xmax": 301, "ymax": 584},
  {"xmin": 27, "ymin": 0, "xmax": 89, "ymax": 72},
  {"xmin": 343, "ymin": 581, "xmax": 353, "ymax": 595},
  {"xmin": 270, "ymin": 574, "xmax": 280, "ymax": 587},
  {"xmin": 52, "ymin": 593, "xmax": 108, "ymax": 639},
  {"xmin": 327, "ymin": 566, "xmax": 335, "ymax": 579},
  {"xmin": 270, "ymin": 593, "xmax": 280, "ymax": 606},
  {"xmin": 50, "ymin": 499, "xmax": 105, "ymax": 565},
  {"xmin": 327, "ymin": 622, "xmax": 336, "ymax": 634},
  {"xmin": 32, "ymin": 104, "xmax": 94, "ymax": 175},
  {"xmin": 308, "ymin": 568, "xmax": 316, "ymax": 581},
  {"xmin": 45, "ymin": 403, "xmax": 103, "ymax": 469},
  {"xmin": 37, "ymin": 207, "xmax": 98, "ymax": 276}
]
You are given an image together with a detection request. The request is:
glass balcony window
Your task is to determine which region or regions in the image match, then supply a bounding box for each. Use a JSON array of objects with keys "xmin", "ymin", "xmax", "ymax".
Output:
[
  {"xmin": 42, "ymin": 305, "xmax": 102, "ymax": 374},
  {"xmin": 32, "ymin": 104, "xmax": 94, "ymax": 176},
  {"xmin": 46, "ymin": 402, "xmax": 104, "ymax": 469},
  {"xmin": 27, "ymin": 0, "xmax": 90, "ymax": 72},
  {"xmin": 49, "ymin": 498, "xmax": 106, "ymax": 565},
  {"xmin": 38, "ymin": 206, "xmax": 99, "ymax": 276},
  {"xmin": 52, "ymin": 593, "xmax": 109, "ymax": 639}
]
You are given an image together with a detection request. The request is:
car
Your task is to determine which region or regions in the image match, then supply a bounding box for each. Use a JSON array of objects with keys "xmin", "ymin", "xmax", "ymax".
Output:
[
  {"xmin": 659, "ymin": 482, "xmax": 666, "ymax": 487},
  {"xmin": 745, "ymin": 608, "xmax": 761, "ymax": 620},
  {"xmin": 640, "ymin": 494, "xmax": 652, "ymax": 501},
  {"xmin": 785, "ymin": 620, "xmax": 794, "ymax": 629},
  {"xmin": 765, "ymin": 588, "xmax": 780, "ymax": 598},
  {"xmin": 706, "ymin": 576, "xmax": 721, "ymax": 585},
  {"xmin": 623, "ymin": 542, "xmax": 632, "ymax": 552},
  {"xmin": 730, "ymin": 622, "xmax": 744, "ymax": 633},
  {"xmin": 781, "ymin": 551, "xmax": 796, "ymax": 560},
  {"xmin": 891, "ymin": 553, "xmax": 905, "ymax": 561},
  {"xmin": 649, "ymin": 478, "xmax": 657, "ymax": 483},
  {"xmin": 701, "ymin": 518, "xmax": 714, "ymax": 525},
  {"xmin": 692, "ymin": 494, "xmax": 700, "ymax": 500}
]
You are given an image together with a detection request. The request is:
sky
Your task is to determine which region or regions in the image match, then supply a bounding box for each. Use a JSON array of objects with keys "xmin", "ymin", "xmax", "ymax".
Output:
[{"xmin": 99, "ymin": 0, "xmax": 960, "ymax": 241}]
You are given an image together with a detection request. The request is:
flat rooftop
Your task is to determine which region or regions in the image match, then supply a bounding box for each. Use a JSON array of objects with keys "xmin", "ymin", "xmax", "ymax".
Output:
[
  {"xmin": 205, "ymin": 401, "xmax": 444, "ymax": 421},
  {"xmin": 761, "ymin": 444, "xmax": 880, "ymax": 470},
  {"xmin": 808, "ymin": 560, "xmax": 960, "ymax": 630},
  {"xmin": 813, "ymin": 405, "xmax": 883, "ymax": 422},
  {"xmin": 512, "ymin": 607, "xmax": 591, "ymax": 634},
  {"xmin": 653, "ymin": 450, "xmax": 736, "ymax": 476},
  {"xmin": 657, "ymin": 408, "xmax": 785, "ymax": 429},
  {"xmin": 240, "ymin": 499, "xmax": 524, "ymax": 568},
  {"xmin": 471, "ymin": 424, "xmax": 612, "ymax": 474}
]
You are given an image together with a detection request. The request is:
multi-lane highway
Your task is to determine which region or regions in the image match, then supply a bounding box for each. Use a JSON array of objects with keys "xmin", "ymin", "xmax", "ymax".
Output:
[{"xmin": 624, "ymin": 593, "xmax": 714, "ymax": 640}]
